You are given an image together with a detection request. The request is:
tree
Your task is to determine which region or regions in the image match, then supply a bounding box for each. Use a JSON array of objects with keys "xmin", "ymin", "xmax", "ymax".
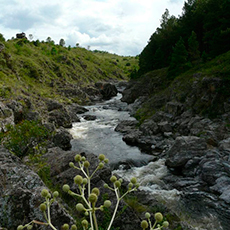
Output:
[
  {"xmin": 168, "ymin": 37, "xmax": 188, "ymax": 78},
  {"xmin": 29, "ymin": 34, "xmax": 33, "ymax": 41},
  {"xmin": 59, "ymin": 38, "xmax": 65, "ymax": 47},
  {"xmin": 188, "ymin": 31, "xmax": 200, "ymax": 62}
]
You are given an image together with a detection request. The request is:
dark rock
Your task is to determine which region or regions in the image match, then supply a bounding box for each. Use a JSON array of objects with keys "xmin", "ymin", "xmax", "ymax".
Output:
[
  {"xmin": 115, "ymin": 120, "xmax": 139, "ymax": 134},
  {"xmin": 0, "ymin": 146, "xmax": 74, "ymax": 229},
  {"xmin": 165, "ymin": 101, "xmax": 184, "ymax": 117},
  {"xmin": 46, "ymin": 100, "xmax": 63, "ymax": 112},
  {"xmin": 53, "ymin": 128, "xmax": 72, "ymax": 150},
  {"xmin": 83, "ymin": 115, "xmax": 97, "ymax": 121},
  {"xmin": 48, "ymin": 108, "xmax": 72, "ymax": 128},
  {"xmin": 0, "ymin": 101, "xmax": 14, "ymax": 132},
  {"xmin": 165, "ymin": 136, "xmax": 207, "ymax": 169},
  {"xmin": 16, "ymin": 32, "xmax": 26, "ymax": 39},
  {"xmin": 95, "ymin": 82, "xmax": 118, "ymax": 99},
  {"xmin": 6, "ymin": 100, "xmax": 25, "ymax": 124},
  {"xmin": 66, "ymin": 104, "xmax": 89, "ymax": 122},
  {"xmin": 139, "ymin": 120, "xmax": 159, "ymax": 135}
]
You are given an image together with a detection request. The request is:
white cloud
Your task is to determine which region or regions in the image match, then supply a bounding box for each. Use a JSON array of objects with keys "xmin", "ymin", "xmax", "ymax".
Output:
[{"xmin": 0, "ymin": 0, "xmax": 185, "ymax": 55}]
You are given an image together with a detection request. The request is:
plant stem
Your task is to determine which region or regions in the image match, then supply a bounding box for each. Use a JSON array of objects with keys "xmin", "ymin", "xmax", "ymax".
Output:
[{"xmin": 107, "ymin": 188, "xmax": 120, "ymax": 230}]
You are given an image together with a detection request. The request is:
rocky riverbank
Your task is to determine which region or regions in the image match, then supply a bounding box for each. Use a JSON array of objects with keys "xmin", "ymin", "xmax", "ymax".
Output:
[{"xmin": 115, "ymin": 76, "xmax": 230, "ymax": 229}]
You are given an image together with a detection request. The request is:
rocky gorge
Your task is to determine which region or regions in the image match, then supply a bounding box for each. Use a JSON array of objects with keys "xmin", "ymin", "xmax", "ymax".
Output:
[{"xmin": 1, "ymin": 75, "xmax": 230, "ymax": 230}]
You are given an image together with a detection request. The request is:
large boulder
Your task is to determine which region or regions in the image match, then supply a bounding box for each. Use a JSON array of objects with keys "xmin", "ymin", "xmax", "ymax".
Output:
[
  {"xmin": 52, "ymin": 127, "xmax": 72, "ymax": 150},
  {"xmin": 48, "ymin": 108, "xmax": 72, "ymax": 128},
  {"xmin": 0, "ymin": 146, "xmax": 74, "ymax": 229},
  {"xmin": 165, "ymin": 136, "xmax": 207, "ymax": 169},
  {"xmin": 95, "ymin": 82, "xmax": 118, "ymax": 99}
]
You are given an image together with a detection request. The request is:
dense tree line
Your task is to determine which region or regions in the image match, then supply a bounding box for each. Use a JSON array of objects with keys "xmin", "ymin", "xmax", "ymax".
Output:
[{"xmin": 138, "ymin": 0, "xmax": 230, "ymax": 77}]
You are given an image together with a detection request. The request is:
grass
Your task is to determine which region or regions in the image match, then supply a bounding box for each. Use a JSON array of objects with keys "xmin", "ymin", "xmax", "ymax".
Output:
[{"xmin": 0, "ymin": 37, "xmax": 138, "ymax": 109}]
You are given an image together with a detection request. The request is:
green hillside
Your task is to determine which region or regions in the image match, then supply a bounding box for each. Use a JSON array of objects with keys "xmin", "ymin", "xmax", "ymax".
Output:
[{"xmin": 0, "ymin": 35, "xmax": 138, "ymax": 105}]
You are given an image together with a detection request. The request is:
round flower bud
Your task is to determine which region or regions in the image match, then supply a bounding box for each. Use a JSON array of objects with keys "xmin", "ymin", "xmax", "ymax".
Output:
[
  {"xmin": 119, "ymin": 178, "xmax": 123, "ymax": 183},
  {"xmin": 131, "ymin": 177, "xmax": 137, "ymax": 184},
  {"xmin": 62, "ymin": 223, "xmax": 69, "ymax": 230},
  {"xmin": 100, "ymin": 205, "xmax": 104, "ymax": 211},
  {"xmin": 81, "ymin": 156, "xmax": 86, "ymax": 161},
  {"xmin": 81, "ymin": 220, "xmax": 88, "ymax": 228},
  {"xmin": 83, "ymin": 178, "xmax": 88, "ymax": 185},
  {"xmin": 69, "ymin": 162, "xmax": 75, "ymax": 168},
  {"xmin": 92, "ymin": 187, "xmax": 100, "ymax": 196},
  {"xmin": 104, "ymin": 200, "xmax": 112, "ymax": 208},
  {"xmin": 41, "ymin": 189, "xmax": 49, "ymax": 198},
  {"xmin": 98, "ymin": 154, "xmax": 105, "ymax": 161},
  {"xmin": 17, "ymin": 225, "xmax": 24, "ymax": 230},
  {"xmin": 128, "ymin": 183, "xmax": 133, "ymax": 190},
  {"xmin": 39, "ymin": 203, "xmax": 47, "ymax": 211},
  {"xmin": 74, "ymin": 175, "xmax": 83, "ymax": 185},
  {"xmin": 85, "ymin": 211, "xmax": 89, "ymax": 216},
  {"xmin": 104, "ymin": 183, "xmax": 109, "ymax": 189},
  {"xmin": 74, "ymin": 154, "xmax": 81, "ymax": 162},
  {"xmin": 53, "ymin": 191, "xmax": 59, "ymax": 198},
  {"xmin": 27, "ymin": 225, "xmax": 33, "ymax": 230},
  {"xmin": 141, "ymin": 220, "xmax": 148, "ymax": 229},
  {"xmin": 98, "ymin": 162, "xmax": 104, "ymax": 169},
  {"xmin": 83, "ymin": 161, "xmax": 90, "ymax": 168},
  {"xmin": 155, "ymin": 212, "xmax": 163, "ymax": 222},
  {"xmin": 104, "ymin": 158, "xmax": 109, "ymax": 164},
  {"xmin": 76, "ymin": 203, "xmax": 85, "ymax": 212},
  {"xmin": 135, "ymin": 183, "xmax": 140, "ymax": 189},
  {"xmin": 145, "ymin": 212, "xmax": 151, "ymax": 219},
  {"xmin": 110, "ymin": 175, "xmax": 117, "ymax": 183},
  {"xmin": 47, "ymin": 193, "xmax": 51, "ymax": 199},
  {"xmin": 162, "ymin": 221, "xmax": 169, "ymax": 228},
  {"xmin": 114, "ymin": 180, "xmax": 121, "ymax": 188},
  {"xmin": 63, "ymin": 184, "xmax": 70, "ymax": 193},
  {"xmin": 89, "ymin": 193, "xmax": 98, "ymax": 203},
  {"xmin": 71, "ymin": 225, "xmax": 77, "ymax": 230}
]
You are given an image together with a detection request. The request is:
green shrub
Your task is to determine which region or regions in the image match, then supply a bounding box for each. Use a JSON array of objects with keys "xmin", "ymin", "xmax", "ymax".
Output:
[{"xmin": 0, "ymin": 120, "xmax": 51, "ymax": 158}]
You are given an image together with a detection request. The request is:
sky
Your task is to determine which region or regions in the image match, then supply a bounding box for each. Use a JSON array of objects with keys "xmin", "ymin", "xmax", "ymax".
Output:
[{"xmin": 0, "ymin": 0, "xmax": 185, "ymax": 56}]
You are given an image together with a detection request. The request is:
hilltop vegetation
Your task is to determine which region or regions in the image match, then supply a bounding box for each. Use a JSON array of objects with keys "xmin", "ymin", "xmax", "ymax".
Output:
[
  {"xmin": 0, "ymin": 34, "xmax": 138, "ymax": 106},
  {"xmin": 138, "ymin": 0, "xmax": 230, "ymax": 78}
]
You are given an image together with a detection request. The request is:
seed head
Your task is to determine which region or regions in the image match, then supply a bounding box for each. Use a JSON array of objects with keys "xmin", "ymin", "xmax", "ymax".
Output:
[
  {"xmin": 39, "ymin": 203, "xmax": 47, "ymax": 211},
  {"xmin": 76, "ymin": 203, "xmax": 85, "ymax": 212},
  {"xmin": 27, "ymin": 225, "xmax": 33, "ymax": 230},
  {"xmin": 114, "ymin": 180, "xmax": 121, "ymax": 188},
  {"xmin": 81, "ymin": 220, "xmax": 89, "ymax": 228},
  {"xmin": 98, "ymin": 154, "xmax": 105, "ymax": 161},
  {"xmin": 163, "ymin": 221, "xmax": 169, "ymax": 228},
  {"xmin": 74, "ymin": 154, "xmax": 81, "ymax": 162},
  {"xmin": 131, "ymin": 177, "xmax": 137, "ymax": 184},
  {"xmin": 141, "ymin": 220, "xmax": 149, "ymax": 229},
  {"xmin": 98, "ymin": 162, "xmax": 104, "ymax": 169},
  {"xmin": 104, "ymin": 158, "xmax": 109, "ymax": 164},
  {"xmin": 41, "ymin": 189, "xmax": 49, "ymax": 198},
  {"xmin": 63, "ymin": 184, "xmax": 70, "ymax": 193},
  {"xmin": 53, "ymin": 191, "xmax": 59, "ymax": 198},
  {"xmin": 104, "ymin": 183, "xmax": 109, "ymax": 189},
  {"xmin": 83, "ymin": 178, "xmax": 88, "ymax": 185},
  {"xmin": 70, "ymin": 225, "xmax": 77, "ymax": 230},
  {"xmin": 89, "ymin": 193, "xmax": 98, "ymax": 203},
  {"xmin": 104, "ymin": 200, "xmax": 112, "ymax": 208},
  {"xmin": 81, "ymin": 156, "xmax": 86, "ymax": 161},
  {"xmin": 92, "ymin": 187, "xmax": 100, "ymax": 196},
  {"xmin": 69, "ymin": 162, "xmax": 74, "ymax": 168},
  {"xmin": 145, "ymin": 212, "xmax": 151, "ymax": 219},
  {"xmin": 83, "ymin": 161, "xmax": 90, "ymax": 168},
  {"xmin": 17, "ymin": 225, "xmax": 24, "ymax": 230},
  {"xmin": 74, "ymin": 175, "xmax": 83, "ymax": 185},
  {"xmin": 110, "ymin": 175, "xmax": 117, "ymax": 183},
  {"xmin": 155, "ymin": 212, "xmax": 163, "ymax": 222},
  {"xmin": 62, "ymin": 223, "xmax": 69, "ymax": 230}
]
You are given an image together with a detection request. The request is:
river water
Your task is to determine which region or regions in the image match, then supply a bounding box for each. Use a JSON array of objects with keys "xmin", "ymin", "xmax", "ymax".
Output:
[{"xmin": 69, "ymin": 93, "xmax": 222, "ymax": 230}]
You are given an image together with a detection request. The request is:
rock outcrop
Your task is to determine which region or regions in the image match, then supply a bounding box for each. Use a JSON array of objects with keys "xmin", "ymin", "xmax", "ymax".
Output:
[{"xmin": 0, "ymin": 146, "xmax": 74, "ymax": 230}]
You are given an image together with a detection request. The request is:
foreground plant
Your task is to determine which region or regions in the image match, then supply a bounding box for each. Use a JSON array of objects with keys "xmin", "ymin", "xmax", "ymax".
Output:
[
  {"xmin": 141, "ymin": 212, "xmax": 169, "ymax": 230},
  {"xmin": 17, "ymin": 154, "xmax": 140, "ymax": 230}
]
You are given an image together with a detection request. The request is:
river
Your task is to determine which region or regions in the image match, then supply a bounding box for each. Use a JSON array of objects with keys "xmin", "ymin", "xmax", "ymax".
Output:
[{"xmin": 69, "ymin": 93, "xmax": 222, "ymax": 230}]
